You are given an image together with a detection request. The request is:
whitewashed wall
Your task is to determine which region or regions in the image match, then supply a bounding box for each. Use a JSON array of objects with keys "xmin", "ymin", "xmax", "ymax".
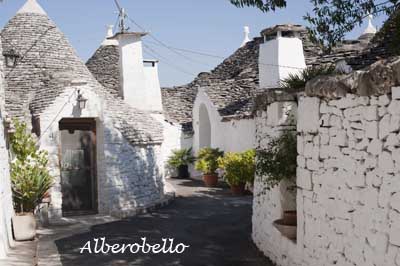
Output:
[
  {"xmin": 151, "ymin": 113, "xmax": 193, "ymax": 177},
  {"xmin": 39, "ymin": 87, "xmax": 165, "ymax": 221},
  {"xmin": 252, "ymin": 100, "xmax": 300, "ymax": 266},
  {"xmin": 0, "ymin": 44, "xmax": 14, "ymax": 258},
  {"xmin": 253, "ymin": 89, "xmax": 400, "ymax": 266},
  {"xmin": 193, "ymin": 89, "xmax": 255, "ymax": 153}
]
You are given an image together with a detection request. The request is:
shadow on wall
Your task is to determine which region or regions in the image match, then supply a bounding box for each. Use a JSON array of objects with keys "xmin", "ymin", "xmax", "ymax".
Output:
[{"xmin": 54, "ymin": 180, "xmax": 271, "ymax": 266}]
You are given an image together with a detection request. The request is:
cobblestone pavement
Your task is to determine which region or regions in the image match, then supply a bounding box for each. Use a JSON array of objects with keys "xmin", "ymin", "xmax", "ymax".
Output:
[{"xmin": 41, "ymin": 179, "xmax": 273, "ymax": 266}]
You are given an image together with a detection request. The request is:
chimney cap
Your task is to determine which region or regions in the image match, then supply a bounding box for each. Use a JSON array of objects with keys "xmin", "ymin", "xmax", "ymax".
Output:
[
  {"xmin": 108, "ymin": 31, "xmax": 148, "ymax": 40},
  {"xmin": 260, "ymin": 24, "xmax": 306, "ymax": 37}
]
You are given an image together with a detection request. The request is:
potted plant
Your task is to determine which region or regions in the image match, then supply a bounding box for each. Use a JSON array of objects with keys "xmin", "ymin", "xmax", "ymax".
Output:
[
  {"xmin": 167, "ymin": 148, "xmax": 196, "ymax": 179},
  {"xmin": 10, "ymin": 120, "xmax": 52, "ymax": 241},
  {"xmin": 195, "ymin": 147, "xmax": 223, "ymax": 187},
  {"xmin": 256, "ymin": 129, "xmax": 297, "ymax": 240},
  {"xmin": 218, "ymin": 149, "xmax": 256, "ymax": 195}
]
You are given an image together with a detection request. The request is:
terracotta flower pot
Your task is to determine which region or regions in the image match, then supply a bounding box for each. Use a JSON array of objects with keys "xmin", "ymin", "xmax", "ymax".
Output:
[
  {"xmin": 12, "ymin": 213, "xmax": 36, "ymax": 241},
  {"xmin": 203, "ymin": 174, "xmax": 218, "ymax": 187},
  {"xmin": 283, "ymin": 210, "xmax": 297, "ymax": 226},
  {"xmin": 230, "ymin": 183, "xmax": 246, "ymax": 196}
]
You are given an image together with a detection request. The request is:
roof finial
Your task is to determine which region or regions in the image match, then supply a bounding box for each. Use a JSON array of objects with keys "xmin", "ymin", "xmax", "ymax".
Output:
[
  {"xmin": 241, "ymin": 26, "xmax": 251, "ymax": 47},
  {"xmin": 363, "ymin": 14, "xmax": 377, "ymax": 35},
  {"xmin": 17, "ymin": 0, "xmax": 47, "ymax": 15},
  {"xmin": 101, "ymin": 25, "xmax": 118, "ymax": 46}
]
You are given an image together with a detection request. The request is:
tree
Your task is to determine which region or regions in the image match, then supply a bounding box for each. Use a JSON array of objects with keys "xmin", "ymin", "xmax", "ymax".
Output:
[{"xmin": 230, "ymin": 0, "xmax": 400, "ymax": 50}]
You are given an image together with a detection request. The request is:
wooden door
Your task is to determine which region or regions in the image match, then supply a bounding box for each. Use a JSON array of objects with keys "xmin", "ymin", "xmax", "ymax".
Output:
[{"xmin": 59, "ymin": 118, "xmax": 97, "ymax": 216}]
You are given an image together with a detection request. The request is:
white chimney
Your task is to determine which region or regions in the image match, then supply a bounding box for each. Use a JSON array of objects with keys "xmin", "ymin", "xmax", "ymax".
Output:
[
  {"xmin": 109, "ymin": 32, "xmax": 163, "ymax": 112},
  {"xmin": 259, "ymin": 24, "xmax": 307, "ymax": 89},
  {"xmin": 241, "ymin": 26, "xmax": 251, "ymax": 47}
]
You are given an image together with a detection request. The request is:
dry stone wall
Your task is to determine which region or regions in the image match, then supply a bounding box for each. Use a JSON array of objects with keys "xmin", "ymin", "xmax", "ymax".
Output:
[{"xmin": 253, "ymin": 87, "xmax": 400, "ymax": 266}]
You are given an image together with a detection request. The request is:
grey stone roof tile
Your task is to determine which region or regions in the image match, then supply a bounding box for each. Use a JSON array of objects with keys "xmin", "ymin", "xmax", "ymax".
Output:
[{"xmin": 1, "ymin": 12, "xmax": 162, "ymax": 145}]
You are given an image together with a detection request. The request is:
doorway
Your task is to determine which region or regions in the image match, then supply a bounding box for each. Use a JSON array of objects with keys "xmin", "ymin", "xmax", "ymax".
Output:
[
  {"xmin": 59, "ymin": 118, "xmax": 97, "ymax": 216},
  {"xmin": 199, "ymin": 104, "xmax": 211, "ymax": 148}
]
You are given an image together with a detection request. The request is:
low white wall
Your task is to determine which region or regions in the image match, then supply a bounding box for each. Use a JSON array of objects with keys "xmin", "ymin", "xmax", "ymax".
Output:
[
  {"xmin": 252, "ymin": 100, "xmax": 300, "ymax": 266},
  {"xmin": 253, "ymin": 89, "xmax": 400, "ymax": 266},
  {"xmin": 0, "ymin": 113, "xmax": 14, "ymax": 259},
  {"xmin": 193, "ymin": 89, "xmax": 255, "ymax": 153}
]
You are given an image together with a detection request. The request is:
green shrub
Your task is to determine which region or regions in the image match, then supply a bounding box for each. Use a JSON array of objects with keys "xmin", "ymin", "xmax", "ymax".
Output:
[
  {"xmin": 256, "ymin": 130, "xmax": 297, "ymax": 189},
  {"xmin": 195, "ymin": 147, "xmax": 224, "ymax": 175},
  {"xmin": 280, "ymin": 65, "xmax": 336, "ymax": 90},
  {"xmin": 218, "ymin": 149, "xmax": 256, "ymax": 186},
  {"xmin": 167, "ymin": 148, "xmax": 196, "ymax": 169},
  {"xmin": 10, "ymin": 120, "xmax": 53, "ymax": 213}
]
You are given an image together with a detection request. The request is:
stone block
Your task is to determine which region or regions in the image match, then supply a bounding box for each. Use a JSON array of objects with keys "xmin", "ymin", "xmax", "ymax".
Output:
[
  {"xmin": 367, "ymin": 139, "xmax": 383, "ymax": 155},
  {"xmin": 379, "ymin": 106, "xmax": 388, "ymax": 117},
  {"xmin": 391, "ymin": 115, "xmax": 400, "ymax": 133},
  {"xmin": 379, "ymin": 151, "xmax": 395, "ymax": 173},
  {"xmin": 365, "ymin": 121, "xmax": 379, "ymax": 139},
  {"xmin": 330, "ymin": 115, "xmax": 343, "ymax": 128},
  {"xmin": 346, "ymin": 172, "xmax": 366, "ymax": 188},
  {"xmin": 298, "ymin": 97, "xmax": 320, "ymax": 134},
  {"xmin": 363, "ymin": 105, "xmax": 379, "ymax": 121},
  {"xmin": 388, "ymin": 100, "xmax": 400, "ymax": 115},
  {"xmin": 320, "ymin": 114, "xmax": 330, "ymax": 127},
  {"xmin": 306, "ymin": 159, "xmax": 321, "ymax": 171},
  {"xmin": 379, "ymin": 94, "xmax": 391, "ymax": 106},
  {"xmin": 391, "ymin": 193, "xmax": 400, "ymax": 212},
  {"xmin": 331, "ymin": 130, "xmax": 348, "ymax": 147},
  {"xmin": 380, "ymin": 114, "xmax": 392, "ymax": 139},
  {"xmin": 304, "ymin": 142, "xmax": 315, "ymax": 159},
  {"xmin": 389, "ymin": 225, "xmax": 400, "ymax": 247},
  {"xmin": 297, "ymin": 168, "xmax": 313, "ymax": 190},
  {"xmin": 386, "ymin": 133, "xmax": 400, "ymax": 147},
  {"xmin": 355, "ymin": 138, "xmax": 370, "ymax": 151},
  {"xmin": 392, "ymin": 87, "xmax": 400, "ymax": 100}
]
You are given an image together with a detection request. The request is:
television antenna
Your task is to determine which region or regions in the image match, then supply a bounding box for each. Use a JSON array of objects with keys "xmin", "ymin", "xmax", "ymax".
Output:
[{"xmin": 113, "ymin": 0, "xmax": 129, "ymax": 33}]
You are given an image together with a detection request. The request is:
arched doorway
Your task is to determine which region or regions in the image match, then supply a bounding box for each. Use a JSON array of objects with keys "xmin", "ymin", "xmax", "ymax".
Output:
[{"xmin": 199, "ymin": 104, "xmax": 211, "ymax": 148}]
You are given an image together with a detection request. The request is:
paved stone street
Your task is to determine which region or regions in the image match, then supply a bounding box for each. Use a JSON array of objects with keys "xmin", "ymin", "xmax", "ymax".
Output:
[{"xmin": 40, "ymin": 179, "xmax": 272, "ymax": 266}]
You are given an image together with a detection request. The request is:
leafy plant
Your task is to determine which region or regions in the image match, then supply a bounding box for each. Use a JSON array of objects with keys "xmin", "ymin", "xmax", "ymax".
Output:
[
  {"xmin": 167, "ymin": 148, "xmax": 196, "ymax": 168},
  {"xmin": 10, "ymin": 119, "xmax": 52, "ymax": 213},
  {"xmin": 256, "ymin": 129, "xmax": 297, "ymax": 189},
  {"xmin": 195, "ymin": 147, "xmax": 224, "ymax": 175},
  {"xmin": 280, "ymin": 65, "xmax": 336, "ymax": 90},
  {"xmin": 218, "ymin": 149, "xmax": 256, "ymax": 186}
]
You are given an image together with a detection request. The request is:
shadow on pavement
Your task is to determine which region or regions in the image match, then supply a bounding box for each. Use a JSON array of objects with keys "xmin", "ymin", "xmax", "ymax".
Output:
[{"xmin": 54, "ymin": 180, "xmax": 274, "ymax": 266}]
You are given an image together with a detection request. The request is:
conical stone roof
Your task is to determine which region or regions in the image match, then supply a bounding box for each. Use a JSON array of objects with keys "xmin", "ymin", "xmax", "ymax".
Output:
[{"xmin": 1, "ymin": 0, "xmax": 162, "ymax": 145}]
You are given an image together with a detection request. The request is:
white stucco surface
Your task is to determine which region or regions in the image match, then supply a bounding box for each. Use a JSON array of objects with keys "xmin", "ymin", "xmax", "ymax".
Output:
[
  {"xmin": 116, "ymin": 33, "xmax": 163, "ymax": 112},
  {"xmin": 38, "ymin": 86, "xmax": 165, "ymax": 221},
  {"xmin": 259, "ymin": 36, "xmax": 306, "ymax": 89},
  {"xmin": 193, "ymin": 89, "xmax": 255, "ymax": 153},
  {"xmin": 0, "ymin": 55, "xmax": 14, "ymax": 258},
  {"xmin": 144, "ymin": 61, "xmax": 163, "ymax": 112}
]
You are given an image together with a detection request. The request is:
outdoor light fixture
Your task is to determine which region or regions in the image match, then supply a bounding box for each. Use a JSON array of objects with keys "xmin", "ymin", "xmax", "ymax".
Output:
[
  {"xmin": 3, "ymin": 49, "xmax": 20, "ymax": 68},
  {"xmin": 76, "ymin": 90, "xmax": 88, "ymax": 110}
]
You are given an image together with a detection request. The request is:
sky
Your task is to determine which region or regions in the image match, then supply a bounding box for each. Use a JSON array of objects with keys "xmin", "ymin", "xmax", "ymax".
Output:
[{"xmin": 0, "ymin": 0, "xmax": 388, "ymax": 87}]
